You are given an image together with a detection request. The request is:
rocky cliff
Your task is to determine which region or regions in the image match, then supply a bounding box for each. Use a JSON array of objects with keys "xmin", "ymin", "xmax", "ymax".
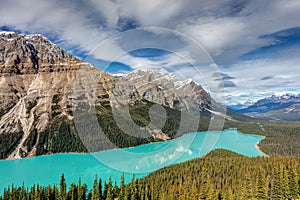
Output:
[
  {"xmin": 119, "ymin": 68, "xmax": 215, "ymax": 116},
  {"xmin": 0, "ymin": 31, "xmax": 114, "ymax": 159},
  {"xmin": 0, "ymin": 31, "xmax": 242, "ymax": 159}
]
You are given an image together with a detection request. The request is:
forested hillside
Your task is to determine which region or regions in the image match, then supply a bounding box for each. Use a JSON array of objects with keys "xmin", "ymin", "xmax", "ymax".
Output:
[
  {"xmin": 223, "ymin": 120, "xmax": 300, "ymax": 156},
  {"xmin": 2, "ymin": 149, "xmax": 300, "ymax": 200}
]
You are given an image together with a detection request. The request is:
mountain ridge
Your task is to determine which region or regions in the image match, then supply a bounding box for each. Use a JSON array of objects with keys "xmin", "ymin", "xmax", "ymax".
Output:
[
  {"xmin": 234, "ymin": 93, "xmax": 300, "ymax": 114},
  {"xmin": 0, "ymin": 31, "xmax": 248, "ymax": 159}
]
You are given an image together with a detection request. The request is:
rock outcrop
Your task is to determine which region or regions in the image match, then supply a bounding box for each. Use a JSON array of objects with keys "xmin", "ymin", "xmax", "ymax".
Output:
[
  {"xmin": 118, "ymin": 68, "xmax": 215, "ymax": 116},
  {"xmin": 0, "ymin": 31, "xmax": 232, "ymax": 159},
  {"xmin": 0, "ymin": 31, "xmax": 113, "ymax": 159}
]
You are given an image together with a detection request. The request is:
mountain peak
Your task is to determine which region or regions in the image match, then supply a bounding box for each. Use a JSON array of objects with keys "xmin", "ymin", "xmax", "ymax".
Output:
[
  {"xmin": 0, "ymin": 31, "xmax": 92, "ymax": 75},
  {"xmin": 269, "ymin": 92, "xmax": 300, "ymax": 100},
  {"xmin": 127, "ymin": 68, "xmax": 177, "ymax": 81},
  {"xmin": 236, "ymin": 92, "xmax": 300, "ymax": 114}
]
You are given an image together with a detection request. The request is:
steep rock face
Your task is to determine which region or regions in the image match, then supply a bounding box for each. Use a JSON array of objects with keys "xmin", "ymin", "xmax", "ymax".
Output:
[
  {"xmin": 0, "ymin": 31, "xmax": 85, "ymax": 74},
  {"xmin": 0, "ymin": 31, "xmax": 114, "ymax": 159},
  {"xmin": 119, "ymin": 68, "xmax": 214, "ymax": 116},
  {"xmin": 0, "ymin": 31, "xmax": 236, "ymax": 159}
]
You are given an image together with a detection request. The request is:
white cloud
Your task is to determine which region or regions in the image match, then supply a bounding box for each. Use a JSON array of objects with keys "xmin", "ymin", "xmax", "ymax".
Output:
[
  {"xmin": 1, "ymin": 0, "xmax": 300, "ymax": 104},
  {"xmin": 177, "ymin": 17, "xmax": 247, "ymax": 57},
  {"xmin": 116, "ymin": 0, "xmax": 184, "ymax": 27},
  {"xmin": 2, "ymin": 0, "xmax": 300, "ymax": 62},
  {"xmin": 177, "ymin": 2, "xmax": 300, "ymax": 62},
  {"xmin": 222, "ymin": 58, "xmax": 300, "ymax": 104},
  {"xmin": 0, "ymin": 0, "xmax": 113, "ymax": 52}
]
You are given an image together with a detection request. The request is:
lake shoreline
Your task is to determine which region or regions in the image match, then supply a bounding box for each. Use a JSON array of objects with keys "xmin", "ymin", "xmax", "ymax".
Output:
[
  {"xmin": 3, "ymin": 128, "xmax": 266, "ymax": 161},
  {"xmin": 255, "ymin": 136, "xmax": 269, "ymax": 157},
  {"xmin": 234, "ymin": 130, "xmax": 269, "ymax": 157},
  {"xmin": 0, "ymin": 128, "xmax": 266, "ymax": 192}
]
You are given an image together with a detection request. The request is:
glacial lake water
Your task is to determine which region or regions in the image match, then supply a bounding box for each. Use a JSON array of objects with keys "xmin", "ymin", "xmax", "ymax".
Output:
[{"xmin": 0, "ymin": 129, "xmax": 264, "ymax": 191}]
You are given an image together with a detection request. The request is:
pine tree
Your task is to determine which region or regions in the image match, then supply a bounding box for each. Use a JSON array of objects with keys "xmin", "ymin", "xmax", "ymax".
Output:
[
  {"xmin": 46, "ymin": 185, "xmax": 52, "ymax": 200},
  {"xmin": 124, "ymin": 185, "xmax": 131, "ymax": 200},
  {"xmin": 113, "ymin": 181, "xmax": 119, "ymax": 199},
  {"xmin": 177, "ymin": 180, "xmax": 184, "ymax": 200},
  {"xmin": 274, "ymin": 164, "xmax": 284, "ymax": 199},
  {"xmin": 59, "ymin": 174, "xmax": 67, "ymax": 200},
  {"xmin": 131, "ymin": 176, "xmax": 139, "ymax": 200},
  {"xmin": 282, "ymin": 166, "xmax": 291, "ymax": 199},
  {"xmin": 243, "ymin": 169, "xmax": 254, "ymax": 199},
  {"xmin": 119, "ymin": 173, "xmax": 125, "ymax": 200},
  {"xmin": 190, "ymin": 180, "xmax": 198, "ymax": 200},
  {"xmin": 255, "ymin": 167, "xmax": 268, "ymax": 200},
  {"xmin": 20, "ymin": 183, "xmax": 26, "ymax": 200},
  {"xmin": 239, "ymin": 185, "xmax": 248, "ymax": 200},
  {"xmin": 92, "ymin": 175, "xmax": 100, "ymax": 200},
  {"xmin": 77, "ymin": 179, "xmax": 85, "ymax": 200},
  {"xmin": 288, "ymin": 164, "xmax": 299, "ymax": 199},
  {"xmin": 225, "ymin": 187, "xmax": 234, "ymax": 200},
  {"xmin": 202, "ymin": 174, "xmax": 215, "ymax": 200},
  {"xmin": 99, "ymin": 178, "xmax": 103, "ymax": 200},
  {"xmin": 144, "ymin": 184, "xmax": 151, "ymax": 200},
  {"xmin": 68, "ymin": 183, "xmax": 78, "ymax": 200},
  {"xmin": 106, "ymin": 177, "xmax": 114, "ymax": 200},
  {"xmin": 198, "ymin": 166, "xmax": 209, "ymax": 199}
]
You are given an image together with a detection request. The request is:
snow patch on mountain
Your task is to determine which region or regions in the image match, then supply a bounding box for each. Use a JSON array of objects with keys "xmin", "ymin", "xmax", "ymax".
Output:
[
  {"xmin": 123, "ymin": 68, "xmax": 201, "ymax": 89},
  {"xmin": 174, "ymin": 78, "xmax": 193, "ymax": 89}
]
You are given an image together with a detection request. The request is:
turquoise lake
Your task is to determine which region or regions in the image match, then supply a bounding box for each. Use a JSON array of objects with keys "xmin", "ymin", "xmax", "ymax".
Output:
[{"xmin": 0, "ymin": 129, "xmax": 264, "ymax": 191}]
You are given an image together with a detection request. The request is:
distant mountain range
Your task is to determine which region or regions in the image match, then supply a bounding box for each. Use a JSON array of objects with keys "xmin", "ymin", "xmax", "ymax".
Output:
[
  {"xmin": 0, "ymin": 31, "xmax": 249, "ymax": 159},
  {"xmin": 227, "ymin": 101, "xmax": 255, "ymax": 111},
  {"xmin": 231, "ymin": 93, "xmax": 300, "ymax": 122}
]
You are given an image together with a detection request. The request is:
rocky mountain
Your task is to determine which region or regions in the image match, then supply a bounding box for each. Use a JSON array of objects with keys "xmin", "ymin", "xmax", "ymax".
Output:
[
  {"xmin": 236, "ymin": 93, "xmax": 300, "ymax": 114},
  {"xmin": 227, "ymin": 100, "xmax": 255, "ymax": 111},
  {"xmin": 118, "ymin": 68, "xmax": 216, "ymax": 116},
  {"xmin": 0, "ymin": 31, "xmax": 247, "ymax": 159},
  {"xmin": 250, "ymin": 104, "xmax": 300, "ymax": 122},
  {"xmin": 0, "ymin": 31, "xmax": 113, "ymax": 159},
  {"xmin": 118, "ymin": 68, "xmax": 253, "ymax": 122}
]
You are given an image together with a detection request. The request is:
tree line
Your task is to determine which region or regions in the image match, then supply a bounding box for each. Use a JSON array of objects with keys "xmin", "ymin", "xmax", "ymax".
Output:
[{"xmin": 2, "ymin": 149, "xmax": 300, "ymax": 200}]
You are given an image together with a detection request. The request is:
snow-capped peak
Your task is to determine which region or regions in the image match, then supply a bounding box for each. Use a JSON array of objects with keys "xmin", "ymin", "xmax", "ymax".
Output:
[
  {"xmin": 112, "ymin": 73, "xmax": 126, "ymax": 77},
  {"xmin": 124, "ymin": 67, "xmax": 177, "ymax": 81},
  {"xmin": 268, "ymin": 92, "xmax": 300, "ymax": 100},
  {"xmin": 1, "ymin": 31, "xmax": 56, "ymax": 46},
  {"xmin": 174, "ymin": 78, "xmax": 196, "ymax": 89},
  {"xmin": 118, "ymin": 67, "xmax": 201, "ymax": 90},
  {"xmin": 0, "ymin": 31, "xmax": 16, "ymax": 35},
  {"xmin": 24, "ymin": 34, "xmax": 56, "ymax": 46},
  {"xmin": 0, "ymin": 31, "xmax": 18, "ymax": 41}
]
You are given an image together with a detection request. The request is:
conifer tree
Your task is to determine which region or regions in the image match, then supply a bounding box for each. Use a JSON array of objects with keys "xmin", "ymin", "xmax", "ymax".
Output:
[
  {"xmin": 255, "ymin": 167, "xmax": 268, "ymax": 200},
  {"xmin": 282, "ymin": 166, "xmax": 291, "ymax": 199},
  {"xmin": 113, "ymin": 181, "xmax": 119, "ymax": 198},
  {"xmin": 92, "ymin": 175, "xmax": 100, "ymax": 200},
  {"xmin": 59, "ymin": 174, "xmax": 67, "ymax": 200},
  {"xmin": 68, "ymin": 183, "xmax": 78, "ymax": 200},
  {"xmin": 274, "ymin": 164, "xmax": 284, "ymax": 199},
  {"xmin": 119, "ymin": 174, "xmax": 125, "ymax": 200},
  {"xmin": 190, "ymin": 180, "xmax": 198, "ymax": 200},
  {"xmin": 225, "ymin": 187, "xmax": 234, "ymax": 200},
  {"xmin": 124, "ymin": 185, "xmax": 131, "ymax": 200},
  {"xmin": 77, "ymin": 179, "xmax": 86, "ymax": 200},
  {"xmin": 131, "ymin": 177, "xmax": 139, "ymax": 200},
  {"xmin": 99, "ymin": 178, "xmax": 103, "ymax": 200},
  {"xmin": 105, "ymin": 177, "xmax": 114, "ymax": 200},
  {"xmin": 288, "ymin": 165, "xmax": 299, "ymax": 199}
]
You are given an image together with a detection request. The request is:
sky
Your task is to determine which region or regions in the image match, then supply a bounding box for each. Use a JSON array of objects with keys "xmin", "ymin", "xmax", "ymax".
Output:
[{"xmin": 1, "ymin": 0, "xmax": 300, "ymax": 105}]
